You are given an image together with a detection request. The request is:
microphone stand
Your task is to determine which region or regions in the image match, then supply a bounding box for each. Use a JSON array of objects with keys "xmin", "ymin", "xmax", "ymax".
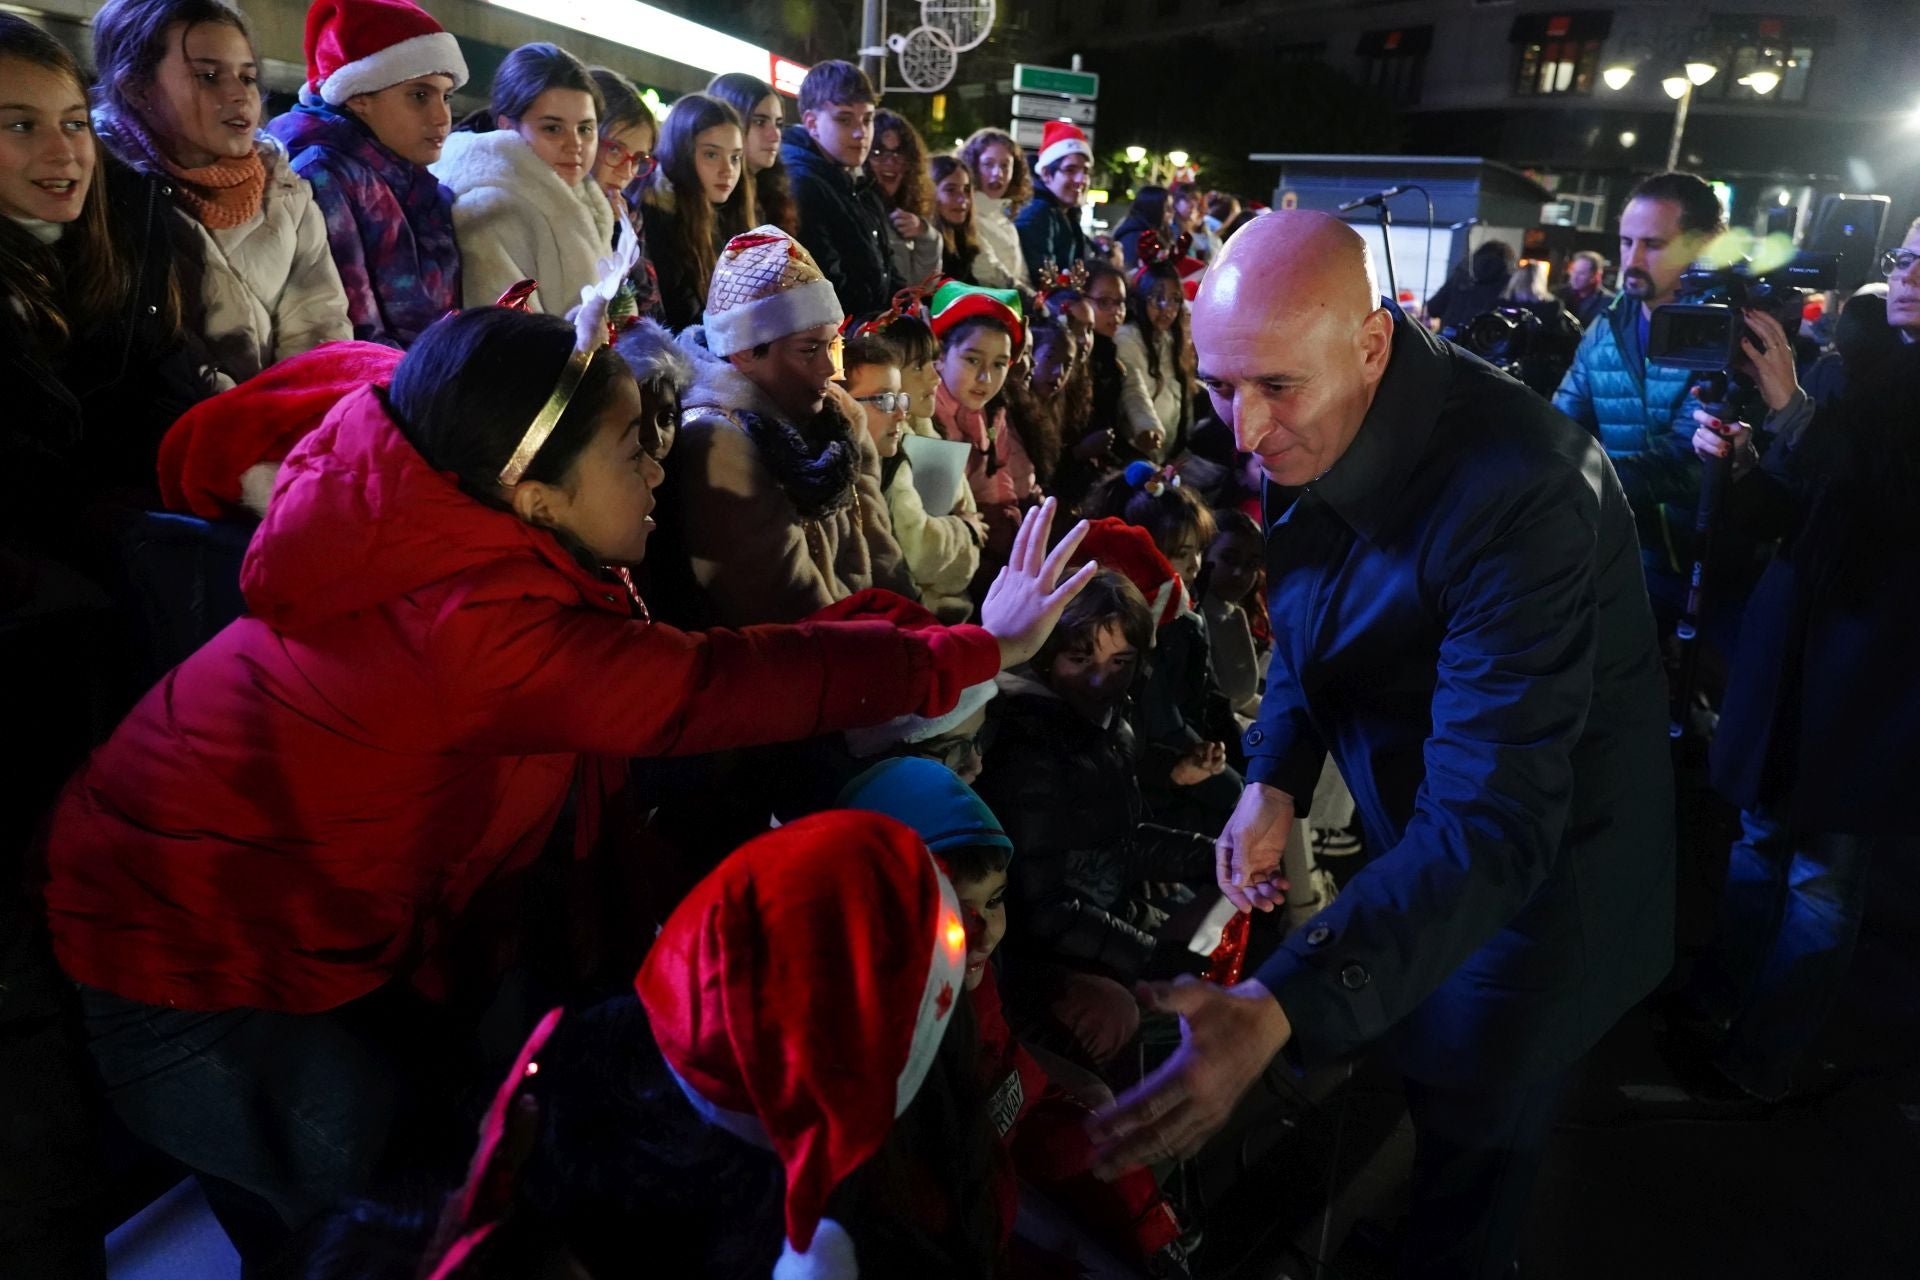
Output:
[{"xmin": 1374, "ymin": 198, "xmax": 1399, "ymax": 308}]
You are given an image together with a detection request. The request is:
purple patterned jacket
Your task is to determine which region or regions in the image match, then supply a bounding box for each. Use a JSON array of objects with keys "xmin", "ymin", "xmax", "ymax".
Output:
[{"xmin": 266, "ymin": 103, "xmax": 460, "ymax": 348}]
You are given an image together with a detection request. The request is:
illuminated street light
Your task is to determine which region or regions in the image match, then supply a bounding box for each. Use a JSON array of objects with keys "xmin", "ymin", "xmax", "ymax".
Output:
[
  {"xmin": 1167, "ymin": 149, "xmax": 1190, "ymax": 168},
  {"xmin": 1685, "ymin": 60, "xmax": 1718, "ymax": 86},
  {"xmin": 1619, "ymin": 130, "xmax": 1637, "ymax": 148},
  {"xmin": 1124, "ymin": 145, "xmax": 1147, "ymax": 163},
  {"xmin": 1662, "ymin": 73, "xmax": 1690, "ymax": 100},
  {"xmin": 1740, "ymin": 68, "xmax": 1781, "ymax": 95},
  {"xmin": 1602, "ymin": 64, "xmax": 1634, "ymax": 91}
]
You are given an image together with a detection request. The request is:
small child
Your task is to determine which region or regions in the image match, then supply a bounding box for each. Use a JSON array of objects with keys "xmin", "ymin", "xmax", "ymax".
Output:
[
  {"xmin": 973, "ymin": 570, "xmax": 1216, "ymax": 1073},
  {"xmin": 929, "ymin": 282, "xmax": 1038, "ymax": 559},
  {"xmin": 839, "ymin": 758, "xmax": 1192, "ymax": 1278},
  {"xmin": 1199, "ymin": 508, "xmax": 1268, "ymax": 722},
  {"xmin": 844, "ymin": 329, "xmax": 982, "ymax": 622}
]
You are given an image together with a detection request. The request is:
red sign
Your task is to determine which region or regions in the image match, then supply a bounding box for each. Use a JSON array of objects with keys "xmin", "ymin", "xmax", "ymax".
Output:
[
  {"xmin": 1546, "ymin": 15, "xmax": 1571, "ymax": 37},
  {"xmin": 771, "ymin": 55, "xmax": 808, "ymax": 97}
]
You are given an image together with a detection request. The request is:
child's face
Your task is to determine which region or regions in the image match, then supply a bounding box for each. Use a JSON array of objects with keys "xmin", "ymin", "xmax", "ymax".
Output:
[
  {"xmin": 845, "ymin": 362, "xmax": 907, "ymax": 458},
  {"xmin": 951, "ymin": 866, "xmax": 1008, "ymax": 990},
  {"xmin": 1045, "ymin": 622, "xmax": 1140, "ymax": 721},
  {"xmin": 515, "ymin": 375, "xmax": 673, "ymax": 565},
  {"xmin": 899, "ymin": 357, "xmax": 939, "ymax": 420},
  {"xmin": 1031, "ymin": 338, "xmax": 1069, "ymax": 399},
  {"xmin": 1163, "ymin": 535, "xmax": 1204, "ymax": 594},
  {"xmin": 937, "ymin": 327, "xmax": 1013, "ymax": 413},
  {"xmin": 1205, "ymin": 529, "xmax": 1262, "ymax": 604}
]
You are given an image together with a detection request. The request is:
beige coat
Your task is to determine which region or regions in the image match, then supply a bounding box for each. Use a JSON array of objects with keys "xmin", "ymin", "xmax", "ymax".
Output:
[
  {"xmin": 171, "ymin": 138, "xmax": 351, "ymax": 391},
  {"xmin": 433, "ymin": 129, "xmax": 616, "ymax": 315},
  {"xmin": 887, "ymin": 416, "xmax": 981, "ymax": 621},
  {"xmin": 672, "ymin": 328, "xmax": 916, "ymax": 626}
]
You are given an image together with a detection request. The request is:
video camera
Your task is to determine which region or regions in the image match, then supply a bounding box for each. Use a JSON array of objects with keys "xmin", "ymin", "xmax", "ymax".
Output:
[
  {"xmin": 1647, "ymin": 252, "xmax": 1839, "ymax": 372},
  {"xmin": 1444, "ymin": 304, "xmax": 1585, "ymax": 397}
]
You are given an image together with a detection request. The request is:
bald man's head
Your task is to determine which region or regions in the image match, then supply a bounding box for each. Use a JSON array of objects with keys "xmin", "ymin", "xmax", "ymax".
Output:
[{"xmin": 1191, "ymin": 209, "xmax": 1395, "ymax": 486}]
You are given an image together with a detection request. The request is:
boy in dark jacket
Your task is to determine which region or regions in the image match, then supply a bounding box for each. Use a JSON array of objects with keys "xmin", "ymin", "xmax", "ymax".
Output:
[
  {"xmin": 1015, "ymin": 122, "xmax": 1095, "ymax": 287},
  {"xmin": 779, "ymin": 61, "xmax": 901, "ymax": 317},
  {"xmin": 974, "ymin": 571, "xmax": 1215, "ymax": 1072}
]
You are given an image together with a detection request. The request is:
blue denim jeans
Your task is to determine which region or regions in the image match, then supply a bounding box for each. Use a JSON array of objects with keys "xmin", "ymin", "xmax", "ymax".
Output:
[
  {"xmin": 1694, "ymin": 808, "xmax": 1875, "ymax": 1100},
  {"xmin": 77, "ymin": 985, "xmax": 398, "ymax": 1238}
]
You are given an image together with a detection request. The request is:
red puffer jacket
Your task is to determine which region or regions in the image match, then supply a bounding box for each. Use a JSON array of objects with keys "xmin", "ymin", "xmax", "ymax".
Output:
[{"xmin": 37, "ymin": 385, "xmax": 1000, "ymax": 1014}]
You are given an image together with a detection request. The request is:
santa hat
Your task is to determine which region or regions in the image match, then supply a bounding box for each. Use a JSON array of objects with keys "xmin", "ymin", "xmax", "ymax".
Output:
[
  {"xmin": 706, "ymin": 226, "xmax": 846, "ymax": 357},
  {"xmin": 1036, "ymin": 120, "xmax": 1092, "ymax": 173},
  {"xmin": 636, "ymin": 811, "xmax": 968, "ymax": 1277},
  {"xmin": 843, "ymin": 678, "xmax": 998, "ymax": 759},
  {"xmin": 928, "ymin": 278, "xmax": 1024, "ymax": 353},
  {"xmin": 304, "ymin": 0, "xmax": 469, "ymax": 106},
  {"xmin": 1070, "ymin": 515, "xmax": 1189, "ymax": 629},
  {"xmin": 157, "ymin": 340, "xmax": 403, "ymax": 518}
]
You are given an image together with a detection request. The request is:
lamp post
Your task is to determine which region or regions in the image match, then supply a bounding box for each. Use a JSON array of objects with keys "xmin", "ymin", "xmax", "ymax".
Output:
[{"xmin": 1662, "ymin": 60, "xmax": 1718, "ymax": 170}]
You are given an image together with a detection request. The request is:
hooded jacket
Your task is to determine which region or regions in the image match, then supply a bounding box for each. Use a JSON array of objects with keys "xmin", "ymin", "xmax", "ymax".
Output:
[
  {"xmin": 35, "ymin": 384, "xmax": 999, "ymax": 1014},
  {"xmin": 1014, "ymin": 186, "xmax": 1090, "ymax": 289},
  {"xmin": 974, "ymin": 670, "xmax": 1215, "ymax": 984},
  {"xmin": 266, "ymin": 102, "xmax": 461, "ymax": 347},
  {"xmin": 779, "ymin": 125, "xmax": 900, "ymax": 318},
  {"xmin": 432, "ymin": 129, "xmax": 616, "ymax": 314},
  {"xmin": 97, "ymin": 123, "xmax": 353, "ymax": 390},
  {"xmin": 657, "ymin": 326, "xmax": 916, "ymax": 626}
]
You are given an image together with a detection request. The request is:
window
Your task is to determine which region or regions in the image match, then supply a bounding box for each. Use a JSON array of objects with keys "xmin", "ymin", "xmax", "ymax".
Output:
[
  {"xmin": 1699, "ymin": 43, "xmax": 1816, "ymax": 104},
  {"xmin": 1514, "ymin": 37, "xmax": 1602, "ymax": 95},
  {"xmin": 1355, "ymin": 26, "xmax": 1433, "ymax": 108}
]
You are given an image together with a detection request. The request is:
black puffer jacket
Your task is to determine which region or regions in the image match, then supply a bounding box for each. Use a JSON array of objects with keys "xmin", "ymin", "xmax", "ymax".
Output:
[
  {"xmin": 975, "ymin": 670, "xmax": 1215, "ymax": 984},
  {"xmin": 4, "ymin": 153, "xmax": 206, "ymax": 545},
  {"xmin": 779, "ymin": 125, "xmax": 900, "ymax": 318}
]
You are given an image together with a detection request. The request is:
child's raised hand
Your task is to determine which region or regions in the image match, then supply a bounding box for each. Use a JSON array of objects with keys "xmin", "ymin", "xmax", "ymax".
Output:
[
  {"xmin": 979, "ymin": 498, "xmax": 1098, "ymax": 670},
  {"xmin": 1170, "ymin": 741, "xmax": 1227, "ymax": 786}
]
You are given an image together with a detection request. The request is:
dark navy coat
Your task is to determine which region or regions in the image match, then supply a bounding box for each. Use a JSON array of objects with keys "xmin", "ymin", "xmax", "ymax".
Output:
[{"xmin": 1248, "ymin": 308, "xmax": 1675, "ymax": 1090}]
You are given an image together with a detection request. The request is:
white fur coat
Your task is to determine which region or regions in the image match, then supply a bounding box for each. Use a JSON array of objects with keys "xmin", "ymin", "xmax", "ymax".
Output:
[{"xmin": 432, "ymin": 130, "xmax": 616, "ymax": 315}]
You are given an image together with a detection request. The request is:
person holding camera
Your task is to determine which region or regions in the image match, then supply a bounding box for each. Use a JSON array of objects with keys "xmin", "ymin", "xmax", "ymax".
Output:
[{"xmin": 1669, "ymin": 226, "xmax": 1920, "ymax": 1103}]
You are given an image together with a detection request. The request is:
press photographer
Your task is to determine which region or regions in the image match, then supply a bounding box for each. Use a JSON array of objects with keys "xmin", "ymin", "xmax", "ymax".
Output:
[{"xmin": 1664, "ymin": 219, "xmax": 1920, "ymax": 1103}]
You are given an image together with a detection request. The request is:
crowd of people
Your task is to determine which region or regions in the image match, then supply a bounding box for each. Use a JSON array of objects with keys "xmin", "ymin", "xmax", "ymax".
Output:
[{"xmin": 3, "ymin": 0, "xmax": 1914, "ymax": 1277}]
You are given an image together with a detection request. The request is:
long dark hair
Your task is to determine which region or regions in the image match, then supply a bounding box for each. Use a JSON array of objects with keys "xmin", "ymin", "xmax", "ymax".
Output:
[
  {"xmin": 89, "ymin": 0, "xmax": 251, "ymax": 132},
  {"xmin": 928, "ymin": 154, "xmax": 980, "ymax": 272},
  {"xmin": 869, "ymin": 108, "xmax": 932, "ymax": 219},
  {"xmin": 1, "ymin": 15, "xmax": 159, "ymax": 354},
  {"xmin": 1127, "ymin": 259, "xmax": 1195, "ymax": 398},
  {"xmin": 387, "ymin": 309, "xmax": 628, "ymax": 501},
  {"xmin": 645, "ymin": 93, "xmax": 753, "ymax": 304},
  {"xmin": 1002, "ymin": 316, "xmax": 1069, "ymax": 483},
  {"xmin": 706, "ymin": 72, "xmax": 797, "ymax": 234},
  {"xmin": 459, "ymin": 42, "xmax": 602, "ymax": 132},
  {"xmin": 1031, "ymin": 316, "xmax": 1091, "ymax": 459}
]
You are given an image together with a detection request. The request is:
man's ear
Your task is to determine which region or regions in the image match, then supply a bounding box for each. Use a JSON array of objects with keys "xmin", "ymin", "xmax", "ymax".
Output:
[
  {"xmin": 727, "ymin": 348, "xmax": 758, "ymax": 375},
  {"xmin": 801, "ymin": 107, "xmax": 818, "ymax": 134},
  {"xmin": 508, "ymin": 479, "xmax": 566, "ymax": 530},
  {"xmin": 1359, "ymin": 305, "xmax": 1395, "ymax": 377}
]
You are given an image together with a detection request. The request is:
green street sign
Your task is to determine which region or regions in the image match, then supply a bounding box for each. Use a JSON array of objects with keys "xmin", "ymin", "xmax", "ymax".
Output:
[{"xmin": 1013, "ymin": 63, "xmax": 1100, "ymax": 100}]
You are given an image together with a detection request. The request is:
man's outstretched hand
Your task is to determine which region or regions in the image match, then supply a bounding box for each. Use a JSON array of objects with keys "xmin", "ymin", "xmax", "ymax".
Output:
[
  {"xmin": 1216, "ymin": 781, "xmax": 1295, "ymax": 913},
  {"xmin": 1087, "ymin": 976, "xmax": 1293, "ymax": 1177}
]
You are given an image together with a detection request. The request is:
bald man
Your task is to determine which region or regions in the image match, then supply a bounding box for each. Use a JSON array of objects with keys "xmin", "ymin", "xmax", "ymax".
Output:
[{"xmin": 1090, "ymin": 212, "xmax": 1674, "ymax": 1279}]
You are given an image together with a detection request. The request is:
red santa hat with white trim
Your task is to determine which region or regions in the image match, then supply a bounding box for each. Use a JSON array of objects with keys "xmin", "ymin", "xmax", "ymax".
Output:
[
  {"xmin": 1036, "ymin": 119, "xmax": 1093, "ymax": 171},
  {"xmin": 636, "ymin": 811, "xmax": 970, "ymax": 1280},
  {"xmin": 1070, "ymin": 515, "xmax": 1190, "ymax": 629},
  {"xmin": 303, "ymin": 0, "xmax": 469, "ymax": 106}
]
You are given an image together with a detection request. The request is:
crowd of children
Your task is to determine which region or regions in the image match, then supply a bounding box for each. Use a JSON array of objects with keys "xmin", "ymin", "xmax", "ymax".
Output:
[{"xmin": 0, "ymin": 2, "xmax": 1318, "ymax": 1275}]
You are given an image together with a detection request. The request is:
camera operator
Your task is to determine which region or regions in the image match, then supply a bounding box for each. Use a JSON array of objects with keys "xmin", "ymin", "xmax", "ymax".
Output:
[
  {"xmin": 1666, "ymin": 233, "xmax": 1920, "ymax": 1102},
  {"xmin": 1550, "ymin": 172, "xmax": 1808, "ymax": 620}
]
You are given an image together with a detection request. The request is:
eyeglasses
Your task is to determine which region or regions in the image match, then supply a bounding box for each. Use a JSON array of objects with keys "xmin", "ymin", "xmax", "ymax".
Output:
[
  {"xmin": 853, "ymin": 390, "xmax": 911, "ymax": 413},
  {"xmin": 1145, "ymin": 293, "xmax": 1183, "ymax": 310},
  {"xmin": 1090, "ymin": 295, "xmax": 1125, "ymax": 311},
  {"xmin": 919, "ymin": 729, "xmax": 986, "ymax": 773},
  {"xmin": 1881, "ymin": 249, "xmax": 1920, "ymax": 277},
  {"xmin": 870, "ymin": 145, "xmax": 907, "ymax": 161},
  {"xmin": 600, "ymin": 139, "xmax": 656, "ymax": 179}
]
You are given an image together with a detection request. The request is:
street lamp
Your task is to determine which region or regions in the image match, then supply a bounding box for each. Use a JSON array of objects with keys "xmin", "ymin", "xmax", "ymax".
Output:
[
  {"xmin": 1684, "ymin": 60, "xmax": 1718, "ymax": 86},
  {"xmin": 1167, "ymin": 149, "xmax": 1190, "ymax": 169},
  {"xmin": 1124, "ymin": 145, "xmax": 1147, "ymax": 163},
  {"xmin": 1663, "ymin": 59, "xmax": 1718, "ymax": 170},
  {"xmin": 1619, "ymin": 130, "xmax": 1637, "ymax": 148},
  {"xmin": 1739, "ymin": 67, "xmax": 1781, "ymax": 96},
  {"xmin": 1601, "ymin": 63, "xmax": 1634, "ymax": 91}
]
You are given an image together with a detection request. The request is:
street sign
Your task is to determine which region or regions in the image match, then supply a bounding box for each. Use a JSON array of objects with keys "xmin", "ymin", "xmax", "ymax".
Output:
[
  {"xmin": 1013, "ymin": 63, "xmax": 1099, "ymax": 99},
  {"xmin": 1011, "ymin": 118, "xmax": 1094, "ymax": 152},
  {"xmin": 1011, "ymin": 93, "xmax": 1096, "ymax": 125}
]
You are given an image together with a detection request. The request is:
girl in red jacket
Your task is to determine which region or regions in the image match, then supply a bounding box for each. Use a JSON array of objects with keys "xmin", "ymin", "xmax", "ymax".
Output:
[{"xmin": 33, "ymin": 304, "xmax": 1094, "ymax": 1254}]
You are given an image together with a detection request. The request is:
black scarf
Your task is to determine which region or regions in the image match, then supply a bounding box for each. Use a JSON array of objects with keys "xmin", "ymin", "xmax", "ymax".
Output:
[{"xmin": 737, "ymin": 404, "xmax": 859, "ymax": 522}]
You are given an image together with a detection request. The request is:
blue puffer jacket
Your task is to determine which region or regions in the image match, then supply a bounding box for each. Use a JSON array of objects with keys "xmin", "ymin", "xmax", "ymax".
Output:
[{"xmin": 1552, "ymin": 292, "xmax": 1699, "ymax": 571}]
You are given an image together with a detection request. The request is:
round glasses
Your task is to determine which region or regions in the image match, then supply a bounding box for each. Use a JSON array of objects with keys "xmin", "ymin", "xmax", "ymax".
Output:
[
  {"xmin": 600, "ymin": 139, "xmax": 656, "ymax": 180},
  {"xmin": 1881, "ymin": 248, "xmax": 1920, "ymax": 278},
  {"xmin": 854, "ymin": 390, "xmax": 912, "ymax": 414}
]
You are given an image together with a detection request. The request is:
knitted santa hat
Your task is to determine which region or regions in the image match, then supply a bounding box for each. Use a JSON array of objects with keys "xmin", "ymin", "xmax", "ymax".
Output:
[
  {"xmin": 706, "ymin": 226, "xmax": 846, "ymax": 357},
  {"xmin": 928, "ymin": 278, "xmax": 1024, "ymax": 353},
  {"xmin": 1036, "ymin": 120, "xmax": 1092, "ymax": 173},
  {"xmin": 304, "ymin": 0, "xmax": 469, "ymax": 106},
  {"xmin": 636, "ymin": 811, "xmax": 968, "ymax": 1278},
  {"xmin": 1070, "ymin": 516, "xmax": 1189, "ymax": 629}
]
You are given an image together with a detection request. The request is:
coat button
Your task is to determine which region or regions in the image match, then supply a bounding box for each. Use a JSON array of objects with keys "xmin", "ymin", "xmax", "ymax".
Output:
[
  {"xmin": 159, "ymin": 184, "xmax": 172, "ymax": 195},
  {"xmin": 1305, "ymin": 925, "xmax": 1331, "ymax": 947},
  {"xmin": 145, "ymin": 304, "xmax": 158, "ymax": 315},
  {"xmin": 1340, "ymin": 963, "xmax": 1370, "ymax": 990},
  {"xmin": 1245, "ymin": 728, "xmax": 1264, "ymax": 747}
]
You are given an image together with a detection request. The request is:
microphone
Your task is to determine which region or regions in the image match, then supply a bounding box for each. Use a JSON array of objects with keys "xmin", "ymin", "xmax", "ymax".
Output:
[{"xmin": 1337, "ymin": 185, "xmax": 1406, "ymax": 213}]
